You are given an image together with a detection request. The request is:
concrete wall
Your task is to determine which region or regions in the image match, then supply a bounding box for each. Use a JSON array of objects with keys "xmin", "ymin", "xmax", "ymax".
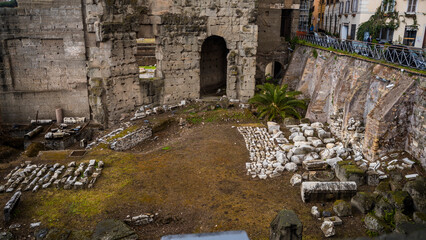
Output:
[
  {"xmin": 0, "ymin": 0, "xmax": 90, "ymax": 123},
  {"xmin": 284, "ymin": 45, "xmax": 426, "ymax": 167}
]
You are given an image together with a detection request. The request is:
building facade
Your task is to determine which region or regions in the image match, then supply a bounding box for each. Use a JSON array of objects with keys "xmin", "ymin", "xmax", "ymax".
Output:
[
  {"xmin": 324, "ymin": 0, "xmax": 340, "ymax": 35},
  {"xmin": 337, "ymin": 0, "xmax": 426, "ymax": 47},
  {"xmin": 393, "ymin": 0, "xmax": 426, "ymax": 48}
]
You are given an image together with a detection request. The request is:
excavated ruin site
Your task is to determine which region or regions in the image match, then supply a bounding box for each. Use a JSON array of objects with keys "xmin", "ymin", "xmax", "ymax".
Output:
[{"xmin": 0, "ymin": 0, "xmax": 425, "ymax": 239}]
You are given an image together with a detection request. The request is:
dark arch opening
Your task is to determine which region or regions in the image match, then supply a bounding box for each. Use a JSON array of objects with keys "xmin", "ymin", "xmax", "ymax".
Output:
[
  {"xmin": 200, "ymin": 36, "xmax": 229, "ymax": 97},
  {"xmin": 265, "ymin": 61, "xmax": 284, "ymax": 84}
]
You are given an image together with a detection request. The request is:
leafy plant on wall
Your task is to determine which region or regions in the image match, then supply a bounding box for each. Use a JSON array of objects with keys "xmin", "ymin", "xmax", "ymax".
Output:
[
  {"xmin": 356, "ymin": 0, "xmax": 400, "ymax": 41},
  {"xmin": 0, "ymin": 0, "xmax": 17, "ymax": 8}
]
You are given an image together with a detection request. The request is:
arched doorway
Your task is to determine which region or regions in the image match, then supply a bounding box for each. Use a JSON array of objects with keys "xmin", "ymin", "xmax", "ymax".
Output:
[
  {"xmin": 265, "ymin": 61, "xmax": 284, "ymax": 84},
  {"xmin": 200, "ymin": 36, "xmax": 229, "ymax": 97}
]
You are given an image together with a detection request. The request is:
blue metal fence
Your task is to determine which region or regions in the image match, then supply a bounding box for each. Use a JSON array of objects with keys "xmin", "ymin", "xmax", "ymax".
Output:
[{"xmin": 296, "ymin": 33, "xmax": 426, "ymax": 71}]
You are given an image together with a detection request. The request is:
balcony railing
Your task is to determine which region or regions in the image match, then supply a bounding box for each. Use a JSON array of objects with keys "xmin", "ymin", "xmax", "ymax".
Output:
[{"xmin": 296, "ymin": 33, "xmax": 426, "ymax": 71}]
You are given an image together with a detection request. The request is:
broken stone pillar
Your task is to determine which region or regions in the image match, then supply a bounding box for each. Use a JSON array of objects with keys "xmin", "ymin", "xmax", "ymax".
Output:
[
  {"xmin": 303, "ymin": 160, "xmax": 328, "ymax": 171},
  {"xmin": 4, "ymin": 191, "xmax": 21, "ymax": 222},
  {"xmin": 56, "ymin": 108, "xmax": 63, "ymax": 123},
  {"xmin": 270, "ymin": 209, "xmax": 303, "ymax": 240},
  {"xmin": 301, "ymin": 182, "xmax": 357, "ymax": 203}
]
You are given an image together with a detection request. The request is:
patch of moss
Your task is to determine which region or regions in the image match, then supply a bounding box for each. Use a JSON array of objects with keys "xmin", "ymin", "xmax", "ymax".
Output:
[
  {"xmin": 415, "ymin": 212, "xmax": 426, "ymax": 221},
  {"xmin": 312, "ymin": 49, "xmax": 318, "ymax": 58},
  {"xmin": 383, "ymin": 209, "xmax": 396, "ymax": 227},
  {"xmin": 390, "ymin": 191, "xmax": 410, "ymax": 206},
  {"xmin": 25, "ymin": 142, "xmax": 45, "ymax": 157},
  {"xmin": 366, "ymin": 230, "xmax": 379, "ymax": 237},
  {"xmin": 107, "ymin": 125, "xmax": 140, "ymax": 141},
  {"xmin": 152, "ymin": 117, "xmax": 176, "ymax": 133},
  {"xmin": 337, "ymin": 160, "xmax": 352, "ymax": 166},
  {"xmin": 333, "ymin": 199, "xmax": 345, "ymax": 206},
  {"xmin": 376, "ymin": 181, "xmax": 391, "ymax": 193},
  {"xmin": 0, "ymin": 145, "xmax": 18, "ymax": 159},
  {"xmin": 342, "ymin": 164, "xmax": 365, "ymax": 176}
]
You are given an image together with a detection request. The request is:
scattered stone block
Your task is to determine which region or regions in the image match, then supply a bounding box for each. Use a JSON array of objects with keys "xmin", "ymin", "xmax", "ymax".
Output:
[
  {"xmin": 351, "ymin": 192, "xmax": 376, "ymax": 214},
  {"xmin": 324, "ymin": 216, "xmax": 342, "ymax": 226},
  {"xmin": 270, "ymin": 210, "xmax": 303, "ymax": 240},
  {"xmin": 30, "ymin": 222, "xmax": 41, "ymax": 228},
  {"xmin": 285, "ymin": 162, "xmax": 298, "ymax": 172},
  {"xmin": 92, "ymin": 219, "xmax": 138, "ymax": 240},
  {"xmin": 403, "ymin": 177, "xmax": 426, "ymax": 213},
  {"xmin": 364, "ymin": 213, "xmax": 392, "ymax": 234},
  {"xmin": 267, "ymin": 122, "xmax": 280, "ymax": 134},
  {"xmin": 374, "ymin": 198, "xmax": 394, "ymax": 219},
  {"xmin": 98, "ymin": 161, "xmax": 104, "ymax": 168},
  {"xmin": 405, "ymin": 174, "xmax": 419, "ymax": 180},
  {"xmin": 413, "ymin": 212, "xmax": 426, "ymax": 224},
  {"xmin": 311, "ymin": 206, "xmax": 320, "ymax": 218},
  {"xmin": 385, "ymin": 191, "xmax": 414, "ymax": 215},
  {"xmin": 301, "ymin": 181, "xmax": 357, "ymax": 203},
  {"xmin": 321, "ymin": 221, "xmax": 335, "ymax": 237},
  {"xmin": 4, "ymin": 191, "xmax": 21, "ymax": 222},
  {"xmin": 322, "ymin": 211, "xmax": 331, "ymax": 217},
  {"xmin": 335, "ymin": 161, "xmax": 366, "ymax": 186},
  {"xmin": 303, "ymin": 160, "xmax": 328, "ymax": 171},
  {"xmin": 367, "ymin": 170, "xmax": 380, "ymax": 186},
  {"xmin": 333, "ymin": 200, "xmax": 352, "ymax": 217},
  {"xmin": 290, "ymin": 174, "xmax": 302, "ymax": 186}
]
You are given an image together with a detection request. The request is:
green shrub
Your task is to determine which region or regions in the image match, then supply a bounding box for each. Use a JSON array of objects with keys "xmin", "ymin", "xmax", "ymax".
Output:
[
  {"xmin": 0, "ymin": 0, "xmax": 17, "ymax": 8},
  {"xmin": 312, "ymin": 49, "xmax": 318, "ymax": 58},
  {"xmin": 249, "ymin": 83, "xmax": 307, "ymax": 121}
]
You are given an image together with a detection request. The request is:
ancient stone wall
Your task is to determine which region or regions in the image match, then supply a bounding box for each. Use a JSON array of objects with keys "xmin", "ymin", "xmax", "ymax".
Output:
[
  {"xmin": 0, "ymin": 0, "xmax": 90, "ymax": 123},
  {"xmin": 406, "ymin": 82, "xmax": 426, "ymax": 164},
  {"xmin": 255, "ymin": 0, "xmax": 300, "ymax": 84},
  {"xmin": 284, "ymin": 45, "xmax": 426, "ymax": 167},
  {"xmin": 155, "ymin": 0, "xmax": 258, "ymax": 103},
  {"xmin": 83, "ymin": 0, "xmax": 151, "ymax": 127}
]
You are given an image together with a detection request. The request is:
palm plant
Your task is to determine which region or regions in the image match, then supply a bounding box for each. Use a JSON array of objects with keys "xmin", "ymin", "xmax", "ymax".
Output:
[{"xmin": 249, "ymin": 83, "xmax": 307, "ymax": 121}]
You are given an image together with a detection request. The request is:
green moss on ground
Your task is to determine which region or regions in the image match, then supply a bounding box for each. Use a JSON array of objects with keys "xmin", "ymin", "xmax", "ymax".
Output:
[
  {"xmin": 25, "ymin": 142, "xmax": 45, "ymax": 157},
  {"xmin": 107, "ymin": 125, "xmax": 140, "ymax": 141},
  {"xmin": 342, "ymin": 164, "xmax": 365, "ymax": 176},
  {"xmin": 0, "ymin": 145, "xmax": 18, "ymax": 159},
  {"xmin": 376, "ymin": 181, "xmax": 391, "ymax": 193}
]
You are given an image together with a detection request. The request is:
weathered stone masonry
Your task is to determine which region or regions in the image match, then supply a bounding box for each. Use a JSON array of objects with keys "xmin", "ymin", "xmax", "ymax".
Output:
[
  {"xmin": 83, "ymin": 0, "xmax": 149, "ymax": 126},
  {"xmin": 284, "ymin": 45, "xmax": 426, "ymax": 167},
  {"xmin": 0, "ymin": 0, "xmax": 90, "ymax": 123},
  {"xmin": 156, "ymin": 0, "xmax": 258, "ymax": 103}
]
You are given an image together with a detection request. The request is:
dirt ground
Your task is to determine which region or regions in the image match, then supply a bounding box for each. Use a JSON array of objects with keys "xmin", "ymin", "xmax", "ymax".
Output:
[{"xmin": 0, "ymin": 112, "xmax": 368, "ymax": 239}]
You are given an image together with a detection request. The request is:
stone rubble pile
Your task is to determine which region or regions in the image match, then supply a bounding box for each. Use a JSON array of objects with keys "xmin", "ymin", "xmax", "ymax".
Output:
[
  {"xmin": 237, "ymin": 126, "xmax": 289, "ymax": 179},
  {"xmin": 86, "ymin": 128, "xmax": 125, "ymax": 149},
  {"xmin": 44, "ymin": 124, "xmax": 83, "ymax": 140},
  {"xmin": 238, "ymin": 121, "xmax": 418, "ymax": 186},
  {"xmin": 237, "ymin": 121, "xmax": 366, "ymax": 180},
  {"xmin": 0, "ymin": 160, "xmax": 104, "ymax": 193},
  {"xmin": 124, "ymin": 213, "xmax": 157, "ymax": 226},
  {"xmin": 131, "ymin": 100, "xmax": 187, "ymax": 121}
]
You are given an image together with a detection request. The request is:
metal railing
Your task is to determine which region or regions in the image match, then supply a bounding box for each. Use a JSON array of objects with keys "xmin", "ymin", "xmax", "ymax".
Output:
[{"xmin": 296, "ymin": 33, "xmax": 426, "ymax": 71}]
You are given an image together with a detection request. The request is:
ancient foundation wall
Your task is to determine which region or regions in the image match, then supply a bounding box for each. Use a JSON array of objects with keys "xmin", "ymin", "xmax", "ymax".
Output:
[
  {"xmin": 284, "ymin": 45, "xmax": 426, "ymax": 167},
  {"xmin": 156, "ymin": 0, "xmax": 258, "ymax": 103},
  {"xmin": 0, "ymin": 0, "xmax": 90, "ymax": 123},
  {"xmin": 255, "ymin": 0, "xmax": 299, "ymax": 84}
]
